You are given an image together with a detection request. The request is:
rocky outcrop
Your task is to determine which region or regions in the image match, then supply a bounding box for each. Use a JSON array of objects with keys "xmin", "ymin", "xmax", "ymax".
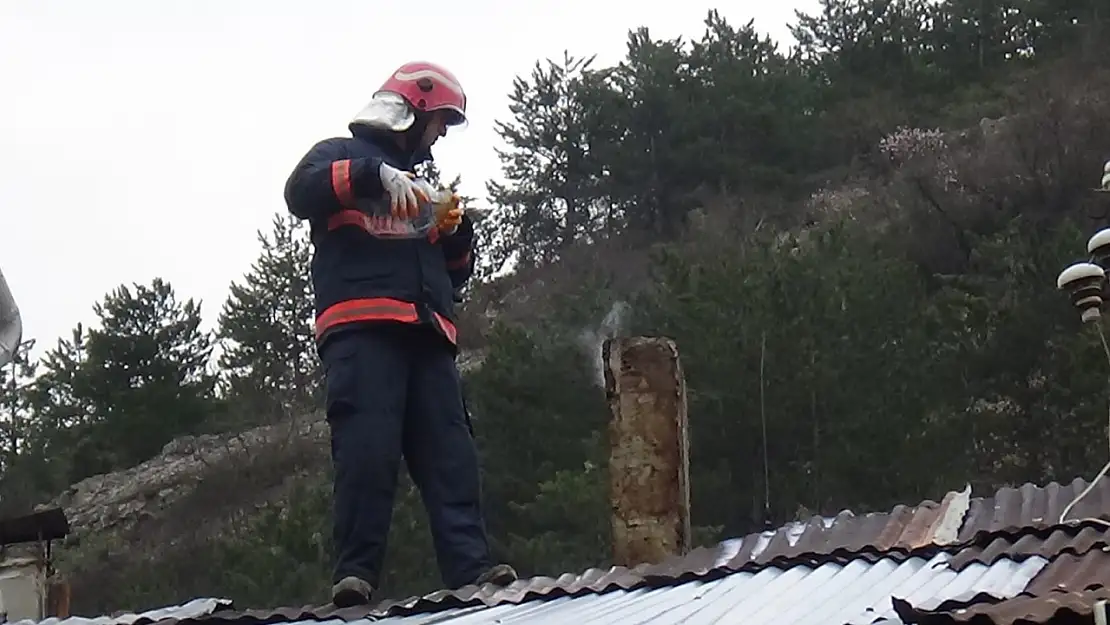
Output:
[{"xmin": 49, "ymin": 416, "xmax": 330, "ymax": 540}]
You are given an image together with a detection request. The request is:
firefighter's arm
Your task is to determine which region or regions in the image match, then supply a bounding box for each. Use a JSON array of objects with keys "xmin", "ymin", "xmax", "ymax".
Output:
[
  {"xmin": 441, "ymin": 213, "xmax": 476, "ymax": 288},
  {"xmin": 284, "ymin": 138, "xmax": 385, "ymax": 221}
]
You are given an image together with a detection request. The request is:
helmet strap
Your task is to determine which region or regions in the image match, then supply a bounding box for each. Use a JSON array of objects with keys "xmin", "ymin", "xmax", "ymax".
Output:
[{"xmin": 403, "ymin": 113, "xmax": 431, "ymax": 152}]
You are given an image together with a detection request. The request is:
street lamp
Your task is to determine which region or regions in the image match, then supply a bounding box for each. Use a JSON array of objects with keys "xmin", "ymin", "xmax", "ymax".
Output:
[
  {"xmin": 1054, "ymin": 161, "xmax": 1110, "ymax": 529},
  {"xmin": 1057, "ymin": 160, "xmax": 1110, "ymax": 320}
]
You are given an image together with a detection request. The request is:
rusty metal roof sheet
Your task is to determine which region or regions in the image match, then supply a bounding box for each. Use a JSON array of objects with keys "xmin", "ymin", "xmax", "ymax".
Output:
[
  {"xmin": 957, "ymin": 477, "xmax": 1110, "ymax": 540},
  {"xmin": 273, "ymin": 554, "xmax": 1046, "ymax": 625},
  {"xmin": 191, "ymin": 568, "xmax": 648, "ymax": 625},
  {"xmin": 632, "ymin": 486, "xmax": 974, "ymax": 583},
  {"xmin": 1028, "ymin": 548, "xmax": 1110, "ymax": 594},
  {"xmin": 893, "ymin": 587, "xmax": 1110, "ymax": 624},
  {"xmin": 947, "ymin": 523, "xmax": 1110, "ymax": 569},
  {"xmin": 640, "ymin": 478, "xmax": 1110, "ymax": 582},
  {"xmin": 892, "ymin": 589, "xmax": 1110, "ymax": 625},
  {"xmin": 162, "ymin": 478, "xmax": 1110, "ymax": 625},
  {"xmin": 896, "ymin": 549, "xmax": 1110, "ymax": 624}
]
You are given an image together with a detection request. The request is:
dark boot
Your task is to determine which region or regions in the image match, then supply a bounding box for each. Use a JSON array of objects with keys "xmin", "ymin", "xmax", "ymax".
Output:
[
  {"xmin": 473, "ymin": 564, "xmax": 518, "ymax": 587},
  {"xmin": 331, "ymin": 576, "xmax": 373, "ymax": 608}
]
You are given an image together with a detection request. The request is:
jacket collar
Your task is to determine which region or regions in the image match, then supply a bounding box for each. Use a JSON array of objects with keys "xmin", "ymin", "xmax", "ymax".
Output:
[{"xmin": 350, "ymin": 125, "xmax": 433, "ymax": 170}]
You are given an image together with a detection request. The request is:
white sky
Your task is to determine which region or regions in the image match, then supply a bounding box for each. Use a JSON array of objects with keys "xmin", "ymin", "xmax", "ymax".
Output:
[{"xmin": 0, "ymin": 0, "xmax": 819, "ymax": 359}]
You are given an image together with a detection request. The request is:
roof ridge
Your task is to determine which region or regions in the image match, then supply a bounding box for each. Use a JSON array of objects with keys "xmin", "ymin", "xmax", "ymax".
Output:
[{"xmin": 698, "ymin": 518, "xmax": 1110, "ymax": 578}]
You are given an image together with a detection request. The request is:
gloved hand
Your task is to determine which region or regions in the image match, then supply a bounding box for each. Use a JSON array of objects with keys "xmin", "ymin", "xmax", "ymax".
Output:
[
  {"xmin": 436, "ymin": 193, "xmax": 464, "ymax": 236},
  {"xmin": 378, "ymin": 162, "xmax": 428, "ymax": 219}
]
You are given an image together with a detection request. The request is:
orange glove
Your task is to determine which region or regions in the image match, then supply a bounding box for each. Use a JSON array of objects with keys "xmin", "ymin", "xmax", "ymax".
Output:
[{"xmin": 436, "ymin": 194, "xmax": 464, "ymax": 235}]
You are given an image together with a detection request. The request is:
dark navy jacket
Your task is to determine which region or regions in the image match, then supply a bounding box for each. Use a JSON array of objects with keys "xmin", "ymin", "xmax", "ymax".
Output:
[{"xmin": 283, "ymin": 131, "xmax": 475, "ymax": 349}]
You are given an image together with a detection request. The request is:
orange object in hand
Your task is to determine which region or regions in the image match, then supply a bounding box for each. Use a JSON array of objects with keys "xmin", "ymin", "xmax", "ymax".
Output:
[{"xmin": 435, "ymin": 193, "xmax": 464, "ymax": 235}]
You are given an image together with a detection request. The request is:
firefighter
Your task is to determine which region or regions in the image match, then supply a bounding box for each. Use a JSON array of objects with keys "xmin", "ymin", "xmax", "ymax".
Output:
[{"xmin": 283, "ymin": 61, "xmax": 517, "ymax": 607}]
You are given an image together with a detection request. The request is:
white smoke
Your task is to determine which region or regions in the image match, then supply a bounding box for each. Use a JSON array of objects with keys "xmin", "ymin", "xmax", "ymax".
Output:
[{"xmin": 578, "ymin": 301, "xmax": 632, "ymax": 388}]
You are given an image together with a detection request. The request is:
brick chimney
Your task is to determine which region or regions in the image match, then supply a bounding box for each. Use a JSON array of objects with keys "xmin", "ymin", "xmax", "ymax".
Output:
[{"xmin": 603, "ymin": 336, "xmax": 691, "ymax": 568}]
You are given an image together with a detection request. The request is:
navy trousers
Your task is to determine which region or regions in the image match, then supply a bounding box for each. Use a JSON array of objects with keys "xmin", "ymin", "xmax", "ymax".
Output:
[{"xmin": 321, "ymin": 323, "xmax": 493, "ymax": 589}]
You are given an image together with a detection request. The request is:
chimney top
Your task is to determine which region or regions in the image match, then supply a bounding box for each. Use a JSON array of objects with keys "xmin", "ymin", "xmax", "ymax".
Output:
[{"xmin": 603, "ymin": 336, "xmax": 691, "ymax": 569}]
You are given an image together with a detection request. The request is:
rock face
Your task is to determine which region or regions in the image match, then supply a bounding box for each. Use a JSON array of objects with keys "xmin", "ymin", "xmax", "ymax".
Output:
[{"xmin": 49, "ymin": 416, "xmax": 331, "ymax": 540}]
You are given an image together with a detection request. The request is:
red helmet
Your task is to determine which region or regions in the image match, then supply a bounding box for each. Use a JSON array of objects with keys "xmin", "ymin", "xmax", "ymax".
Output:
[{"xmin": 376, "ymin": 61, "xmax": 467, "ymax": 127}]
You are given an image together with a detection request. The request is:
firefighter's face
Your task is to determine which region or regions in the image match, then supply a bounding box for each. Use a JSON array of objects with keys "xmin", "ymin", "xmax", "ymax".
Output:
[{"xmin": 420, "ymin": 111, "xmax": 450, "ymax": 150}]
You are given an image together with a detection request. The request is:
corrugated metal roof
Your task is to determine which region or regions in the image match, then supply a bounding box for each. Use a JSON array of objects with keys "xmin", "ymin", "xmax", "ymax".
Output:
[
  {"xmin": 12, "ymin": 598, "xmax": 232, "ymax": 625},
  {"xmin": 898, "ymin": 549, "xmax": 1110, "ymax": 624},
  {"xmin": 644, "ymin": 478, "xmax": 1110, "ymax": 581},
  {"xmin": 138, "ymin": 478, "xmax": 1110, "ymax": 625},
  {"xmin": 182, "ymin": 479, "xmax": 1110, "ymax": 625},
  {"xmin": 957, "ymin": 478, "xmax": 1110, "ymax": 540},
  {"xmin": 192, "ymin": 568, "xmax": 649, "ymax": 625},
  {"xmin": 1028, "ymin": 548, "xmax": 1110, "ymax": 594},
  {"xmin": 640, "ymin": 486, "xmax": 974, "ymax": 581},
  {"xmin": 896, "ymin": 588, "xmax": 1110, "ymax": 625},
  {"xmin": 265, "ymin": 555, "xmax": 1043, "ymax": 625},
  {"xmin": 948, "ymin": 523, "xmax": 1110, "ymax": 569}
]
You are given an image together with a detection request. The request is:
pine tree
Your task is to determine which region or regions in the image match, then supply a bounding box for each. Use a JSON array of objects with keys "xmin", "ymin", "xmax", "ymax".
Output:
[
  {"xmin": 0, "ymin": 339, "xmax": 37, "ymax": 469},
  {"xmin": 485, "ymin": 52, "xmax": 602, "ymax": 273},
  {"xmin": 33, "ymin": 280, "xmax": 216, "ymax": 481},
  {"xmin": 217, "ymin": 213, "xmax": 319, "ymax": 423},
  {"xmin": 0, "ymin": 338, "xmax": 63, "ymax": 514}
]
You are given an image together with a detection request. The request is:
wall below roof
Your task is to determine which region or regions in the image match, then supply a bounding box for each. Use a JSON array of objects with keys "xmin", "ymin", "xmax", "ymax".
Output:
[{"xmin": 0, "ymin": 556, "xmax": 45, "ymax": 623}]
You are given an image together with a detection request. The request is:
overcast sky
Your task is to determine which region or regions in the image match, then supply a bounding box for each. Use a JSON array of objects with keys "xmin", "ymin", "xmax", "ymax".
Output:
[{"xmin": 0, "ymin": 0, "xmax": 819, "ymax": 359}]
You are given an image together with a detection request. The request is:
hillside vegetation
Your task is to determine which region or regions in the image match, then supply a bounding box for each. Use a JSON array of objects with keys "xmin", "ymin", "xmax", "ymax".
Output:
[{"xmin": 1, "ymin": 0, "xmax": 1109, "ymax": 614}]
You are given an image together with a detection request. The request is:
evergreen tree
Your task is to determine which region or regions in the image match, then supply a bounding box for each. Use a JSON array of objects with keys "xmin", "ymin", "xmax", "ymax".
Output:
[
  {"xmin": 34, "ymin": 280, "xmax": 216, "ymax": 481},
  {"xmin": 217, "ymin": 213, "xmax": 318, "ymax": 423},
  {"xmin": 0, "ymin": 339, "xmax": 57, "ymax": 514},
  {"xmin": 485, "ymin": 53, "xmax": 602, "ymax": 273},
  {"xmin": 0, "ymin": 339, "xmax": 36, "ymax": 466}
]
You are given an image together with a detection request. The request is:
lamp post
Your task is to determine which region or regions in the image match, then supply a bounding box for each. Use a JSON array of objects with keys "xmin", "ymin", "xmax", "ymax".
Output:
[
  {"xmin": 1057, "ymin": 160, "xmax": 1110, "ymax": 318},
  {"xmin": 1053, "ymin": 159, "xmax": 1110, "ymax": 532}
]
